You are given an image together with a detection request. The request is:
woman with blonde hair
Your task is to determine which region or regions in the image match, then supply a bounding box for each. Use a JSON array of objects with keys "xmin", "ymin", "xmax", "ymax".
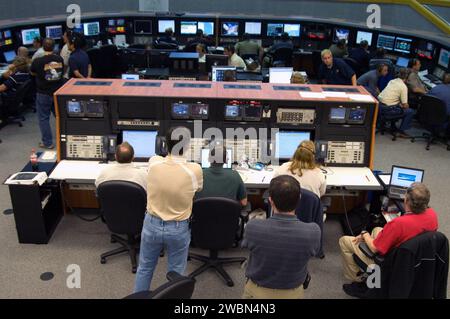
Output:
[{"xmin": 274, "ymin": 140, "xmax": 326, "ymax": 198}]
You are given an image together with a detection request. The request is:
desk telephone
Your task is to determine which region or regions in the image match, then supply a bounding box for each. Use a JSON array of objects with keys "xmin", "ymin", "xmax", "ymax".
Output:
[
  {"xmin": 316, "ymin": 140, "xmax": 365, "ymax": 165},
  {"xmin": 65, "ymin": 135, "xmax": 117, "ymax": 160}
]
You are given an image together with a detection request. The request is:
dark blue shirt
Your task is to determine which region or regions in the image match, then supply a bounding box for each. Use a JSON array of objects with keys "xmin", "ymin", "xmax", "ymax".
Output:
[
  {"xmin": 318, "ymin": 58, "xmax": 355, "ymax": 85},
  {"xmin": 69, "ymin": 49, "xmax": 90, "ymax": 78},
  {"xmin": 349, "ymin": 47, "xmax": 370, "ymax": 69},
  {"xmin": 428, "ymin": 84, "xmax": 450, "ymax": 115},
  {"xmin": 269, "ymin": 41, "xmax": 294, "ymax": 54}
]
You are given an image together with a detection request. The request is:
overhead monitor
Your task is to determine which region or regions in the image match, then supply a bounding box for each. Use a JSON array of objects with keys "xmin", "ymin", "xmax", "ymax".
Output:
[
  {"xmin": 225, "ymin": 104, "xmax": 242, "ymax": 121},
  {"xmin": 180, "ymin": 21, "xmax": 197, "ymax": 35},
  {"xmin": 158, "ymin": 19, "xmax": 175, "ymax": 34},
  {"xmin": 122, "ymin": 74, "xmax": 139, "ymax": 80},
  {"xmin": 396, "ymin": 57, "xmax": 410, "ymax": 68},
  {"xmin": 4, "ymin": 30, "xmax": 12, "ymax": 39},
  {"xmin": 245, "ymin": 22, "xmax": 262, "ymax": 35},
  {"xmin": 222, "ymin": 22, "xmax": 239, "ymax": 36},
  {"xmin": 356, "ymin": 31, "xmax": 373, "ymax": 45},
  {"xmin": 334, "ymin": 28, "xmax": 350, "ymax": 42},
  {"xmin": 284, "ymin": 24, "xmax": 301, "ymax": 37},
  {"xmin": 3, "ymin": 50, "xmax": 16, "ymax": 63},
  {"xmin": 275, "ymin": 131, "xmax": 312, "ymax": 160},
  {"xmin": 21, "ymin": 28, "xmax": 41, "ymax": 45},
  {"xmin": 46, "ymin": 25, "xmax": 63, "ymax": 39},
  {"xmin": 201, "ymin": 148, "xmax": 233, "ymax": 169},
  {"xmin": 394, "ymin": 37, "xmax": 413, "ymax": 54},
  {"xmin": 438, "ymin": 48, "xmax": 449, "ymax": 69},
  {"xmin": 83, "ymin": 22, "xmax": 100, "ymax": 36},
  {"xmin": 377, "ymin": 34, "xmax": 396, "ymax": 51},
  {"xmin": 134, "ymin": 20, "xmax": 152, "ymax": 35},
  {"xmin": 269, "ymin": 67, "xmax": 294, "ymax": 84},
  {"xmin": 122, "ymin": 130, "xmax": 157, "ymax": 160},
  {"xmin": 197, "ymin": 21, "xmax": 214, "ymax": 36},
  {"xmin": 267, "ymin": 23, "xmax": 284, "ymax": 37}
]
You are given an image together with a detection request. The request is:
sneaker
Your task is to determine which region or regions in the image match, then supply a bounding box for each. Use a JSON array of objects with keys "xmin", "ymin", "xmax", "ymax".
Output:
[
  {"xmin": 343, "ymin": 282, "xmax": 368, "ymax": 298},
  {"xmin": 39, "ymin": 142, "xmax": 55, "ymax": 149}
]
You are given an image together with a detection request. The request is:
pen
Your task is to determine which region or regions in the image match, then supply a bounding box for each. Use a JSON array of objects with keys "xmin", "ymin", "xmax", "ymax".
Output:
[
  {"xmin": 365, "ymin": 175, "xmax": 370, "ymax": 182},
  {"xmin": 262, "ymin": 177, "xmax": 266, "ymax": 183}
]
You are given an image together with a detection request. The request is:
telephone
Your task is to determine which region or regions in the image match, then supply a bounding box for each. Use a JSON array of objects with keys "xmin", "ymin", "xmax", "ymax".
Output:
[
  {"xmin": 315, "ymin": 140, "xmax": 328, "ymax": 164},
  {"xmin": 315, "ymin": 140, "xmax": 365, "ymax": 165},
  {"xmin": 156, "ymin": 136, "xmax": 168, "ymax": 156},
  {"xmin": 102, "ymin": 135, "xmax": 117, "ymax": 162}
]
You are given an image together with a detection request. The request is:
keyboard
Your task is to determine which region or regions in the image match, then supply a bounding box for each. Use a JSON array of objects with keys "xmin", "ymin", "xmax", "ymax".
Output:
[{"xmin": 425, "ymin": 74, "xmax": 442, "ymax": 84}]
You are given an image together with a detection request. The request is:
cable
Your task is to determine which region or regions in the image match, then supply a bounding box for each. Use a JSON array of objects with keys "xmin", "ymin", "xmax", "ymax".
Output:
[
  {"xmin": 61, "ymin": 182, "xmax": 103, "ymax": 223},
  {"xmin": 342, "ymin": 194, "xmax": 354, "ymax": 236}
]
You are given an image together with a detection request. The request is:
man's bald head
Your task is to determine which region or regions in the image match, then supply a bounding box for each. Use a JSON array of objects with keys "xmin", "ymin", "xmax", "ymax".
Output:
[{"xmin": 115, "ymin": 142, "xmax": 135, "ymax": 163}]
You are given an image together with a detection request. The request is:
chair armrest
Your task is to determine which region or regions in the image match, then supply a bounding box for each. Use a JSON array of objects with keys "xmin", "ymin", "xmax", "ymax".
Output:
[
  {"xmin": 359, "ymin": 242, "xmax": 376, "ymax": 259},
  {"xmin": 166, "ymin": 271, "xmax": 184, "ymax": 282}
]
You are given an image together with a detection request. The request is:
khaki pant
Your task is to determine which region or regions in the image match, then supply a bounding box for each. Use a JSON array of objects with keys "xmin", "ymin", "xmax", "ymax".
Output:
[
  {"xmin": 339, "ymin": 227, "xmax": 383, "ymax": 282},
  {"xmin": 243, "ymin": 279, "xmax": 304, "ymax": 299}
]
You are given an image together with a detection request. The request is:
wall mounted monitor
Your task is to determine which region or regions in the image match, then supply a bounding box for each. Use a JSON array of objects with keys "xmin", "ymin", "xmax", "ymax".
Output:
[
  {"xmin": 222, "ymin": 22, "xmax": 239, "ymax": 36},
  {"xmin": 158, "ymin": 19, "xmax": 175, "ymax": 34},
  {"xmin": 356, "ymin": 31, "xmax": 373, "ymax": 45},
  {"xmin": 333, "ymin": 28, "xmax": 349, "ymax": 42},
  {"xmin": 134, "ymin": 20, "xmax": 152, "ymax": 35},
  {"xmin": 21, "ymin": 28, "xmax": 41, "ymax": 45},
  {"xmin": 438, "ymin": 48, "xmax": 449, "ymax": 69},
  {"xmin": 244, "ymin": 102, "xmax": 263, "ymax": 121},
  {"xmin": 45, "ymin": 25, "xmax": 63, "ymax": 39},
  {"xmin": 83, "ymin": 22, "xmax": 100, "ymax": 36},
  {"xmin": 394, "ymin": 37, "xmax": 413, "ymax": 54},
  {"xmin": 0, "ymin": 30, "xmax": 13, "ymax": 46},
  {"xmin": 180, "ymin": 21, "xmax": 197, "ymax": 35},
  {"xmin": 225, "ymin": 104, "xmax": 242, "ymax": 121},
  {"xmin": 275, "ymin": 131, "xmax": 312, "ymax": 160},
  {"xmin": 197, "ymin": 21, "xmax": 214, "ymax": 36},
  {"xmin": 377, "ymin": 34, "xmax": 396, "ymax": 51},
  {"xmin": 3, "ymin": 50, "xmax": 16, "ymax": 63},
  {"xmin": 284, "ymin": 24, "xmax": 301, "ymax": 37},
  {"xmin": 245, "ymin": 22, "xmax": 262, "ymax": 35},
  {"xmin": 267, "ymin": 23, "xmax": 284, "ymax": 37},
  {"xmin": 4, "ymin": 30, "xmax": 12, "ymax": 39},
  {"xmin": 122, "ymin": 130, "xmax": 157, "ymax": 160},
  {"xmin": 171, "ymin": 103, "xmax": 190, "ymax": 120}
]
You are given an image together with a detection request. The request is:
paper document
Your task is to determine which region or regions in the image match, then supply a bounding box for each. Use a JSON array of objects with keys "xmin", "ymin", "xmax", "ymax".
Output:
[
  {"xmin": 300, "ymin": 92, "xmax": 326, "ymax": 99},
  {"xmin": 40, "ymin": 151, "xmax": 57, "ymax": 161},
  {"xmin": 347, "ymin": 94, "xmax": 374, "ymax": 102},
  {"xmin": 323, "ymin": 92, "xmax": 348, "ymax": 98}
]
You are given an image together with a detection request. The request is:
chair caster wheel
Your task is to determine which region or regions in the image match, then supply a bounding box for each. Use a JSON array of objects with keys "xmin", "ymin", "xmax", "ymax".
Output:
[
  {"xmin": 411, "ymin": 139, "xmax": 415, "ymax": 143},
  {"xmin": 111, "ymin": 238, "xmax": 117, "ymax": 244},
  {"xmin": 226, "ymin": 281, "xmax": 234, "ymax": 287},
  {"xmin": 101, "ymin": 258, "xmax": 107, "ymax": 264},
  {"xmin": 132, "ymin": 267, "xmax": 137, "ymax": 274},
  {"xmin": 426, "ymin": 147, "xmax": 430, "ymax": 151},
  {"xmin": 19, "ymin": 123, "xmax": 23, "ymax": 127},
  {"xmin": 392, "ymin": 137, "xmax": 397, "ymax": 141}
]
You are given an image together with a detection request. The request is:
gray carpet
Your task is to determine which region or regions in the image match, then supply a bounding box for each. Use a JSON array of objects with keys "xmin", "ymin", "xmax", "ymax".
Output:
[{"xmin": 0, "ymin": 111, "xmax": 449, "ymax": 299}]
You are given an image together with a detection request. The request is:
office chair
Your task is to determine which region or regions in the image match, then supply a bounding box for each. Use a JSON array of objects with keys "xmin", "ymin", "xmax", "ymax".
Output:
[
  {"xmin": 272, "ymin": 47, "xmax": 293, "ymax": 67},
  {"xmin": 153, "ymin": 39, "xmax": 178, "ymax": 50},
  {"xmin": 0, "ymin": 79, "xmax": 33, "ymax": 129},
  {"xmin": 98, "ymin": 45, "xmax": 121, "ymax": 78},
  {"xmin": 410, "ymin": 95, "xmax": 450, "ymax": 151},
  {"xmin": 97, "ymin": 181, "xmax": 147, "ymax": 273},
  {"xmin": 376, "ymin": 105, "xmax": 405, "ymax": 141},
  {"xmin": 184, "ymin": 42, "xmax": 200, "ymax": 53},
  {"xmin": 188, "ymin": 197, "xmax": 247, "ymax": 287},
  {"xmin": 86, "ymin": 48, "xmax": 103, "ymax": 78},
  {"xmin": 124, "ymin": 272, "xmax": 196, "ymax": 299},
  {"xmin": 343, "ymin": 57, "xmax": 363, "ymax": 77}
]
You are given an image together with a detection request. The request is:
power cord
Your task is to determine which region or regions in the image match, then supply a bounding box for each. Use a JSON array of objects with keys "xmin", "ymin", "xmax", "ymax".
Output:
[{"xmin": 342, "ymin": 194, "xmax": 354, "ymax": 236}]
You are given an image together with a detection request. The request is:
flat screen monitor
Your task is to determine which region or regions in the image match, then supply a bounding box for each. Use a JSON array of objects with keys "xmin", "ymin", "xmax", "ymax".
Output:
[
  {"xmin": 66, "ymin": 101, "xmax": 84, "ymax": 117},
  {"xmin": 433, "ymin": 67, "xmax": 445, "ymax": 80},
  {"xmin": 122, "ymin": 130, "xmax": 157, "ymax": 159},
  {"xmin": 245, "ymin": 22, "xmax": 261, "ymax": 35},
  {"xmin": 122, "ymin": 74, "xmax": 139, "ymax": 80},
  {"xmin": 269, "ymin": 67, "xmax": 293, "ymax": 84},
  {"xmin": 117, "ymin": 19, "xmax": 125, "ymax": 26},
  {"xmin": 46, "ymin": 25, "xmax": 63, "ymax": 39},
  {"xmin": 171, "ymin": 103, "xmax": 190, "ymax": 119},
  {"xmin": 377, "ymin": 34, "xmax": 396, "ymax": 51},
  {"xmin": 334, "ymin": 28, "xmax": 350, "ymax": 42},
  {"xmin": 396, "ymin": 57, "xmax": 410, "ymax": 68},
  {"xmin": 201, "ymin": 148, "xmax": 233, "ymax": 169},
  {"xmin": 275, "ymin": 131, "xmax": 312, "ymax": 160},
  {"xmin": 212, "ymin": 66, "xmax": 236, "ymax": 82},
  {"xmin": 4, "ymin": 30, "xmax": 12, "ymax": 38},
  {"xmin": 329, "ymin": 107, "xmax": 347, "ymax": 124},
  {"xmin": 394, "ymin": 37, "xmax": 412, "ymax": 54},
  {"xmin": 21, "ymin": 28, "xmax": 41, "ymax": 45},
  {"xmin": 267, "ymin": 23, "xmax": 284, "ymax": 37},
  {"xmin": 134, "ymin": 20, "xmax": 152, "ymax": 35},
  {"xmin": 284, "ymin": 24, "xmax": 301, "ymax": 37},
  {"xmin": 180, "ymin": 21, "xmax": 197, "ymax": 35},
  {"xmin": 347, "ymin": 108, "xmax": 367, "ymax": 124},
  {"xmin": 222, "ymin": 22, "xmax": 239, "ymax": 36},
  {"xmin": 3, "ymin": 50, "xmax": 16, "ymax": 63},
  {"xmin": 206, "ymin": 54, "xmax": 229, "ymax": 73},
  {"xmin": 191, "ymin": 103, "xmax": 209, "ymax": 120},
  {"xmin": 198, "ymin": 22, "xmax": 214, "ymax": 36},
  {"xmin": 85, "ymin": 101, "xmax": 104, "ymax": 117},
  {"xmin": 244, "ymin": 103, "xmax": 262, "ymax": 121},
  {"xmin": 158, "ymin": 20, "xmax": 175, "ymax": 34},
  {"xmin": 225, "ymin": 104, "xmax": 242, "ymax": 121},
  {"xmin": 108, "ymin": 20, "xmax": 116, "ymax": 27},
  {"xmin": 438, "ymin": 48, "xmax": 449, "ymax": 69},
  {"xmin": 356, "ymin": 31, "xmax": 373, "ymax": 45},
  {"xmin": 390, "ymin": 166, "xmax": 424, "ymax": 188},
  {"xmin": 83, "ymin": 22, "xmax": 100, "ymax": 37}
]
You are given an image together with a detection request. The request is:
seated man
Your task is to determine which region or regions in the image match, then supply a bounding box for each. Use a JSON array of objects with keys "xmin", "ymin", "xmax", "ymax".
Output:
[
  {"xmin": 329, "ymin": 39, "xmax": 348, "ymax": 58},
  {"xmin": 339, "ymin": 182, "xmax": 438, "ymax": 297},
  {"xmin": 242, "ymin": 175, "xmax": 321, "ymax": 299},
  {"xmin": 357, "ymin": 64, "xmax": 389, "ymax": 97},
  {"xmin": 349, "ymin": 40, "xmax": 370, "ymax": 71},
  {"xmin": 196, "ymin": 145, "xmax": 247, "ymax": 207},
  {"xmin": 378, "ymin": 68, "xmax": 416, "ymax": 138},
  {"xmin": 157, "ymin": 28, "xmax": 178, "ymax": 46},
  {"xmin": 406, "ymin": 59, "xmax": 428, "ymax": 108},
  {"xmin": 95, "ymin": 142, "xmax": 147, "ymax": 191},
  {"xmin": 224, "ymin": 45, "xmax": 246, "ymax": 69},
  {"xmin": 318, "ymin": 49, "xmax": 356, "ymax": 86},
  {"xmin": 428, "ymin": 73, "xmax": 450, "ymax": 124}
]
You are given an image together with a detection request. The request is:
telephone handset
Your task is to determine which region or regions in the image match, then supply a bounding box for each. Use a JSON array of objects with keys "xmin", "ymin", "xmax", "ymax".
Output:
[
  {"xmin": 102, "ymin": 136, "xmax": 117, "ymax": 162},
  {"xmin": 156, "ymin": 136, "xmax": 168, "ymax": 157},
  {"xmin": 315, "ymin": 140, "xmax": 328, "ymax": 164}
]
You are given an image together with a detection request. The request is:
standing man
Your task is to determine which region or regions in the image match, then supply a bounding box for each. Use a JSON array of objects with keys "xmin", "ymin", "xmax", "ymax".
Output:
[
  {"xmin": 242, "ymin": 175, "xmax": 321, "ymax": 299},
  {"xmin": 30, "ymin": 38, "xmax": 64, "ymax": 149},
  {"xmin": 134, "ymin": 127, "xmax": 203, "ymax": 293},
  {"xmin": 318, "ymin": 49, "xmax": 356, "ymax": 86},
  {"xmin": 68, "ymin": 34, "xmax": 92, "ymax": 79},
  {"xmin": 31, "ymin": 37, "xmax": 45, "ymax": 61}
]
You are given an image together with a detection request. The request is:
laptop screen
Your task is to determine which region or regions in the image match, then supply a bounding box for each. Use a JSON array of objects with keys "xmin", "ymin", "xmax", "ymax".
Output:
[{"xmin": 390, "ymin": 166, "xmax": 424, "ymax": 188}]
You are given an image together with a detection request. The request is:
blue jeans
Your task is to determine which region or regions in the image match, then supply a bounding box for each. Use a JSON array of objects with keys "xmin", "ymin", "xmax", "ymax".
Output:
[
  {"xmin": 380, "ymin": 104, "xmax": 416, "ymax": 131},
  {"xmin": 134, "ymin": 214, "xmax": 191, "ymax": 293},
  {"xmin": 36, "ymin": 93, "xmax": 55, "ymax": 147}
]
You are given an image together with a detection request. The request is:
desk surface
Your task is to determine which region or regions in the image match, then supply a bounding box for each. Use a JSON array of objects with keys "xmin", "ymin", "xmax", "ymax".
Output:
[{"xmin": 49, "ymin": 161, "xmax": 382, "ymax": 191}]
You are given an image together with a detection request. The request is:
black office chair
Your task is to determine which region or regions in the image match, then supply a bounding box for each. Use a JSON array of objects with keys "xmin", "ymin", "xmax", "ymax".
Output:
[
  {"xmin": 184, "ymin": 42, "xmax": 200, "ymax": 53},
  {"xmin": 97, "ymin": 181, "xmax": 147, "ymax": 273},
  {"xmin": 376, "ymin": 104, "xmax": 405, "ymax": 141},
  {"xmin": 272, "ymin": 47, "xmax": 293, "ymax": 67},
  {"xmin": 98, "ymin": 45, "xmax": 121, "ymax": 78},
  {"xmin": 188, "ymin": 197, "xmax": 247, "ymax": 287},
  {"xmin": 124, "ymin": 272, "xmax": 196, "ymax": 299},
  {"xmin": 411, "ymin": 95, "xmax": 450, "ymax": 151},
  {"xmin": 153, "ymin": 39, "xmax": 178, "ymax": 50},
  {"xmin": 0, "ymin": 79, "xmax": 33, "ymax": 129},
  {"xmin": 343, "ymin": 57, "xmax": 363, "ymax": 77},
  {"xmin": 86, "ymin": 48, "xmax": 103, "ymax": 78}
]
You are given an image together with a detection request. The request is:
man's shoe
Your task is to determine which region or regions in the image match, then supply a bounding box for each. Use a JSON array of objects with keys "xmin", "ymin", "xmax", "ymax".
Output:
[
  {"xmin": 39, "ymin": 142, "xmax": 55, "ymax": 149},
  {"xmin": 343, "ymin": 282, "xmax": 368, "ymax": 298},
  {"xmin": 397, "ymin": 131, "xmax": 411, "ymax": 138}
]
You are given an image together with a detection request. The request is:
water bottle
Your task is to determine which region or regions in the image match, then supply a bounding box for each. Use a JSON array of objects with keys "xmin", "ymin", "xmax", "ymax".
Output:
[{"xmin": 30, "ymin": 149, "xmax": 38, "ymax": 171}]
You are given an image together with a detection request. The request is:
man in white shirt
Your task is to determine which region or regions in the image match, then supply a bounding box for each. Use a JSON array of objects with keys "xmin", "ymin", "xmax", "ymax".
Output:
[
  {"xmin": 378, "ymin": 68, "xmax": 416, "ymax": 138},
  {"xmin": 95, "ymin": 142, "xmax": 147, "ymax": 191},
  {"xmin": 224, "ymin": 45, "xmax": 246, "ymax": 69},
  {"xmin": 60, "ymin": 30, "xmax": 73, "ymax": 79},
  {"xmin": 31, "ymin": 37, "xmax": 45, "ymax": 61}
]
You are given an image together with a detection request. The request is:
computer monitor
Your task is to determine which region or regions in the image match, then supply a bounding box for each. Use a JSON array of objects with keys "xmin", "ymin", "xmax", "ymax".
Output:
[
  {"xmin": 212, "ymin": 66, "xmax": 236, "ymax": 82},
  {"xmin": 394, "ymin": 37, "xmax": 412, "ymax": 54},
  {"xmin": 198, "ymin": 22, "xmax": 214, "ymax": 36},
  {"xmin": 158, "ymin": 20, "xmax": 175, "ymax": 34},
  {"xmin": 122, "ymin": 130, "xmax": 157, "ymax": 160},
  {"xmin": 284, "ymin": 24, "xmax": 301, "ymax": 37},
  {"xmin": 390, "ymin": 166, "xmax": 424, "ymax": 188},
  {"xmin": 377, "ymin": 34, "xmax": 396, "ymax": 51},
  {"xmin": 180, "ymin": 21, "xmax": 197, "ymax": 35},
  {"xmin": 269, "ymin": 67, "xmax": 293, "ymax": 84},
  {"xmin": 433, "ymin": 67, "xmax": 446, "ymax": 81},
  {"xmin": 244, "ymin": 103, "xmax": 263, "ymax": 121},
  {"xmin": 122, "ymin": 74, "xmax": 139, "ymax": 80},
  {"xmin": 4, "ymin": 30, "xmax": 11, "ymax": 39},
  {"xmin": 134, "ymin": 20, "xmax": 152, "ymax": 35},
  {"xmin": 224, "ymin": 104, "xmax": 242, "ymax": 121},
  {"xmin": 201, "ymin": 148, "xmax": 233, "ymax": 169},
  {"xmin": 206, "ymin": 54, "xmax": 229, "ymax": 73},
  {"xmin": 171, "ymin": 103, "xmax": 190, "ymax": 120},
  {"xmin": 222, "ymin": 22, "xmax": 239, "ymax": 36},
  {"xmin": 21, "ymin": 28, "xmax": 41, "ymax": 45},
  {"xmin": 46, "ymin": 25, "xmax": 63, "ymax": 40},
  {"xmin": 356, "ymin": 31, "xmax": 373, "ymax": 45},
  {"xmin": 329, "ymin": 107, "xmax": 347, "ymax": 124},
  {"xmin": 438, "ymin": 48, "xmax": 449, "ymax": 69},
  {"xmin": 245, "ymin": 22, "xmax": 262, "ymax": 35},
  {"xmin": 84, "ymin": 22, "xmax": 100, "ymax": 36},
  {"xmin": 396, "ymin": 57, "xmax": 410, "ymax": 68},
  {"xmin": 334, "ymin": 28, "xmax": 349, "ymax": 43},
  {"xmin": 267, "ymin": 23, "xmax": 284, "ymax": 37},
  {"xmin": 275, "ymin": 131, "xmax": 312, "ymax": 160},
  {"xmin": 73, "ymin": 24, "xmax": 84, "ymax": 34},
  {"xmin": 3, "ymin": 50, "xmax": 16, "ymax": 63}
]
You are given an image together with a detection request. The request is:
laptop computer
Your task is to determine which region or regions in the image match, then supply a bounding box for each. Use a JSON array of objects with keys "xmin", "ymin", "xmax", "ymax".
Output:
[{"xmin": 388, "ymin": 165, "xmax": 424, "ymax": 200}]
